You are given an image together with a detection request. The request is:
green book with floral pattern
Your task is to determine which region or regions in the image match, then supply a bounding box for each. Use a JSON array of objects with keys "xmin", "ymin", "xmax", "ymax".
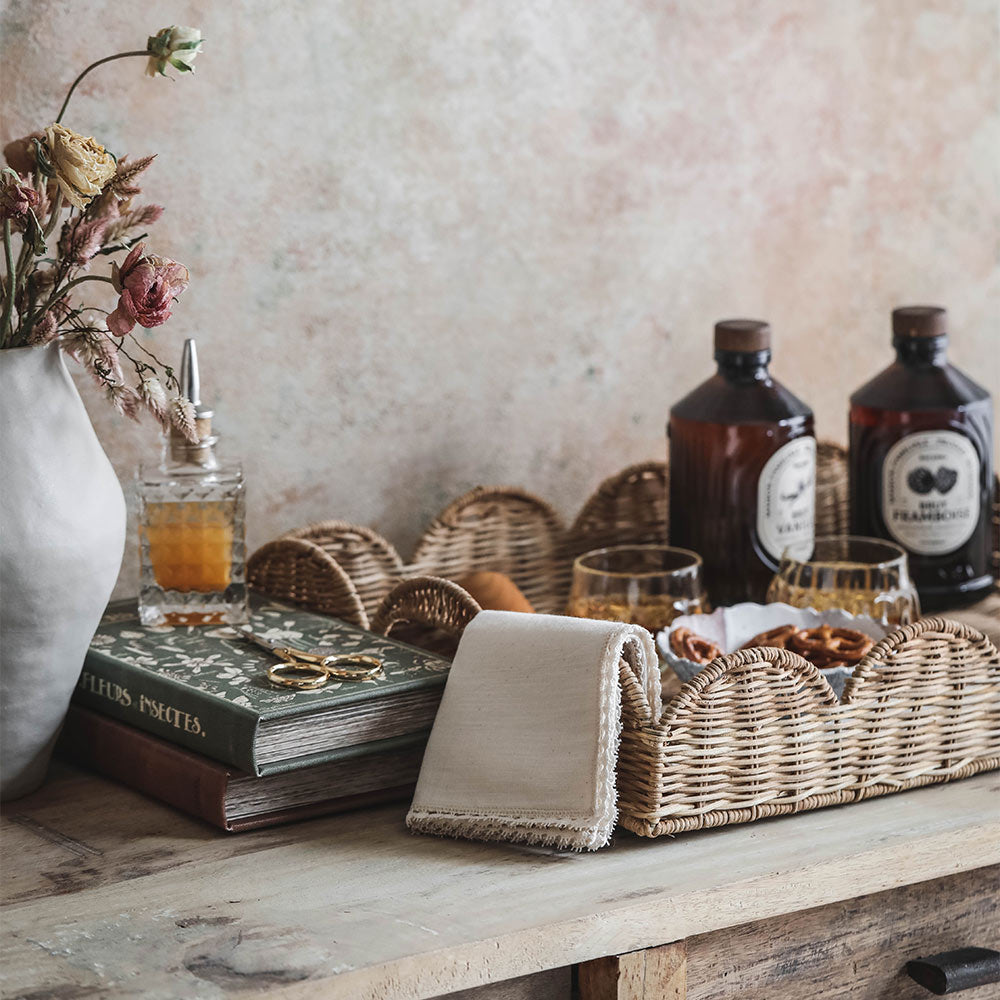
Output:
[{"xmin": 73, "ymin": 599, "xmax": 451, "ymax": 776}]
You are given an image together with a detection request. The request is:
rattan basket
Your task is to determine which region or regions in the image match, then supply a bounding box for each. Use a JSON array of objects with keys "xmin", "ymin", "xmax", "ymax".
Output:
[{"xmin": 249, "ymin": 443, "xmax": 1000, "ymax": 838}]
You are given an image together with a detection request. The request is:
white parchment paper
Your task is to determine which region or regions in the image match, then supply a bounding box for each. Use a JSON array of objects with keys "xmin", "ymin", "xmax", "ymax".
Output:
[{"xmin": 657, "ymin": 602, "xmax": 889, "ymax": 700}]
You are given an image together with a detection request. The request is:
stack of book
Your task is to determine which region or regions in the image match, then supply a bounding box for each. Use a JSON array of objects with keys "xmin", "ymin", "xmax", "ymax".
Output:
[{"xmin": 60, "ymin": 599, "xmax": 450, "ymax": 831}]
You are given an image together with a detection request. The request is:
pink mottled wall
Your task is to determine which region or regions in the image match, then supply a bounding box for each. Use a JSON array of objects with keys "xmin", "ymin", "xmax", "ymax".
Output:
[{"xmin": 2, "ymin": 0, "xmax": 998, "ymax": 595}]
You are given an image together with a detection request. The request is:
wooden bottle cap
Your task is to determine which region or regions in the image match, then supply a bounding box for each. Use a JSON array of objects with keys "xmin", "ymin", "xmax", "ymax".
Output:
[
  {"xmin": 714, "ymin": 319, "xmax": 771, "ymax": 353},
  {"xmin": 892, "ymin": 306, "xmax": 948, "ymax": 339}
]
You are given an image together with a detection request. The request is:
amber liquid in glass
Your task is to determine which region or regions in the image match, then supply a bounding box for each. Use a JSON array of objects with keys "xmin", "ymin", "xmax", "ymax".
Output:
[
  {"xmin": 669, "ymin": 349, "xmax": 815, "ymax": 606},
  {"xmin": 849, "ymin": 335, "xmax": 994, "ymax": 610},
  {"xmin": 141, "ymin": 501, "xmax": 236, "ymax": 592}
]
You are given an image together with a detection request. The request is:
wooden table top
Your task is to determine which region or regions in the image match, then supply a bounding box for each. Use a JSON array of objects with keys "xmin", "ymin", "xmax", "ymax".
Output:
[{"xmin": 2, "ymin": 764, "xmax": 998, "ymax": 1000}]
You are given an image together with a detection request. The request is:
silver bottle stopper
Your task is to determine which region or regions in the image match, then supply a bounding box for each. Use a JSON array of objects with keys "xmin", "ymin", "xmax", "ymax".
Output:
[
  {"xmin": 170, "ymin": 338, "xmax": 218, "ymax": 467},
  {"xmin": 179, "ymin": 338, "xmax": 214, "ymax": 422}
]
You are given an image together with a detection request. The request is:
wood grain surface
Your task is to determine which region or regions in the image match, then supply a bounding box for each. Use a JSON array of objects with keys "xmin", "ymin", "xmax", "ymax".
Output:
[
  {"xmin": 2, "ymin": 765, "xmax": 998, "ymax": 999},
  {"xmin": 684, "ymin": 865, "xmax": 1000, "ymax": 1000},
  {"xmin": 443, "ymin": 967, "xmax": 570, "ymax": 999},
  {"xmin": 579, "ymin": 942, "xmax": 686, "ymax": 999}
]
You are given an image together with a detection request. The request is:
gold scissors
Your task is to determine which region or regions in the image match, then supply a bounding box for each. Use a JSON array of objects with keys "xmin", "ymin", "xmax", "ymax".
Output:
[{"xmin": 236, "ymin": 627, "xmax": 384, "ymax": 690}]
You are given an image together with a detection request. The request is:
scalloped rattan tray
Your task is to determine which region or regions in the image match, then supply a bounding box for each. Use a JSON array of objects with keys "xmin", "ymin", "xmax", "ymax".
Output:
[{"xmin": 248, "ymin": 444, "xmax": 1000, "ymax": 838}]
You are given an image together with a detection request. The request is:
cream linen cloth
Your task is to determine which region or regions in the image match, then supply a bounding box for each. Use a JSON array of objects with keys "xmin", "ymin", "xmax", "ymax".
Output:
[{"xmin": 406, "ymin": 610, "xmax": 662, "ymax": 851}]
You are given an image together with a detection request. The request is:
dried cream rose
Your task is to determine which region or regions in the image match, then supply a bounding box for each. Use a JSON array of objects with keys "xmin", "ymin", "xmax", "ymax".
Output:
[
  {"xmin": 44, "ymin": 124, "xmax": 116, "ymax": 210},
  {"xmin": 146, "ymin": 26, "xmax": 203, "ymax": 77}
]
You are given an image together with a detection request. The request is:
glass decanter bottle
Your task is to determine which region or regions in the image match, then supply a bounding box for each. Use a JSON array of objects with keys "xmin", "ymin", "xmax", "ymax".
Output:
[
  {"xmin": 668, "ymin": 320, "xmax": 816, "ymax": 606},
  {"xmin": 137, "ymin": 339, "xmax": 248, "ymax": 625},
  {"xmin": 849, "ymin": 306, "xmax": 994, "ymax": 610}
]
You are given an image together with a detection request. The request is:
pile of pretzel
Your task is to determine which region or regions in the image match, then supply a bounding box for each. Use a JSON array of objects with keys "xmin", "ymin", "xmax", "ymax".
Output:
[{"xmin": 669, "ymin": 623, "xmax": 875, "ymax": 670}]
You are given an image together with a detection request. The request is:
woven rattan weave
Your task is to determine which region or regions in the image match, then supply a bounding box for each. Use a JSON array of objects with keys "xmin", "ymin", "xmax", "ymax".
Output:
[
  {"xmin": 616, "ymin": 618, "xmax": 998, "ymax": 835},
  {"xmin": 248, "ymin": 443, "xmax": 1000, "ymax": 837}
]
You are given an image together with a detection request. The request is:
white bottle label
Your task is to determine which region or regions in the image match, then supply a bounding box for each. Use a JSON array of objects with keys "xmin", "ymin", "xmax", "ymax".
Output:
[
  {"xmin": 882, "ymin": 430, "xmax": 981, "ymax": 555},
  {"xmin": 757, "ymin": 437, "xmax": 816, "ymax": 561}
]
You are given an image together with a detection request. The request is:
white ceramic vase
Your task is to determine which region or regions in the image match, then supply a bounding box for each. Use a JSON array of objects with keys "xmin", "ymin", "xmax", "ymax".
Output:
[{"xmin": 0, "ymin": 342, "xmax": 125, "ymax": 799}]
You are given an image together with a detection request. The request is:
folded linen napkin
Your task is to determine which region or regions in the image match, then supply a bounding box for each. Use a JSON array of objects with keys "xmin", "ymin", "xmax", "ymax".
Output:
[{"xmin": 406, "ymin": 610, "xmax": 662, "ymax": 851}]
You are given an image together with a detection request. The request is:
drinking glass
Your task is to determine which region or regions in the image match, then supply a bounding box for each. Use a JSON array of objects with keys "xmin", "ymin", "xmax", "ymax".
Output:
[
  {"xmin": 566, "ymin": 545, "xmax": 707, "ymax": 633},
  {"xmin": 766, "ymin": 535, "xmax": 920, "ymax": 625}
]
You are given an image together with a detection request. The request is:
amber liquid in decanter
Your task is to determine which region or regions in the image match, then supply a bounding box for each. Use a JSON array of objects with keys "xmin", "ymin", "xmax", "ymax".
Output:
[
  {"xmin": 849, "ymin": 307, "xmax": 994, "ymax": 610},
  {"xmin": 669, "ymin": 321, "xmax": 816, "ymax": 606}
]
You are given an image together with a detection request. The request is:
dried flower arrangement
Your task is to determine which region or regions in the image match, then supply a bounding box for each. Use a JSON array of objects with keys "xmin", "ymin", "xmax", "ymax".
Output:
[{"xmin": 0, "ymin": 26, "xmax": 204, "ymax": 439}]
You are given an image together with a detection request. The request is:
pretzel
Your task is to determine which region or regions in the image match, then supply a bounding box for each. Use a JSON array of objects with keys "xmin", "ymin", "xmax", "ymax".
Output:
[
  {"xmin": 669, "ymin": 627, "xmax": 722, "ymax": 664},
  {"xmin": 740, "ymin": 624, "xmax": 799, "ymax": 651},
  {"xmin": 671, "ymin": 623, "xmax": 874, "ymax": 671},
  {"xmin": 788, "ymin": 625, "xmax": 873, "ymax": 668}
]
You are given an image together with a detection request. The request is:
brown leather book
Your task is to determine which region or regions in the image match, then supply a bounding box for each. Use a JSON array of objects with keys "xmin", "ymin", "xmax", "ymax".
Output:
[{"xmin": 58, "ymin": 706, "xmax": 422, "ymax": 832}]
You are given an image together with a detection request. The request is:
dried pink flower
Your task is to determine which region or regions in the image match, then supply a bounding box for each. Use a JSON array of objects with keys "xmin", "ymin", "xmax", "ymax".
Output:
[
  {"xmin": 0, "ymin": 172, "xmax": 40, "ymax": 220},
  {"xmin": 102, "ymin": 202, "xmax": 164, "ymax": 243},
  {"xmin": 126, "ymin": 203, "xmax": 164, "ymax": 228},
  {"xmin": 106, "ymin": 382, "xmax": 142, "ymax": 420},
  {"xmin": 107, "ymin": 242, "xmax": 189, "ymax": 336},
  {"xmin": 58, "ymin": 215, "xmax": 109, "ymax": 265},
  {"xmin": 106, "ymin": 154, "xmax": 156, "ymax": 199},
  {"xmin": 26, "ymin": 309, "xmax": 60, "ymax": 345},
  {"xmin": 138, "ymin": 376, "xmax": 170, "ymax": 426},
  {"xmin": 62, "ymin": 328, "xmax": 124, "ymax": 383},
  {"xmin": 169, "ymin": 394, "xmax": 198, "ymax": 442}
]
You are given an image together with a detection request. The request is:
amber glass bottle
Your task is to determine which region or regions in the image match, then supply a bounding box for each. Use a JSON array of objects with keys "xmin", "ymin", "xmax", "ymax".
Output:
[
  {"xmin": 849, "ymin": 307, "xmax": 994, "ymax": 610},
  {"xmin": 669, "ymin": 320, "xmax": 816, "ymax": 606}
]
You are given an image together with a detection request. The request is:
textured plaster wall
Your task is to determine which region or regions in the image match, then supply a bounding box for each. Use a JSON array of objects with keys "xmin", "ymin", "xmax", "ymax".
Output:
[{"xmin": 2, "ymin": 0, "xmax": 998, "ymax": 596}]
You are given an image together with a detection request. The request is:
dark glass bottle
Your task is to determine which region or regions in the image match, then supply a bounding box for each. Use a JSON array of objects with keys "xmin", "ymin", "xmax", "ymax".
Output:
[
  {"xmin": 849, "ymin": 306, "xmax": 994, "ymax": 610},
  {"xmin": 669, "ymin": 320, "xmax": 816, "ymax": 606}
]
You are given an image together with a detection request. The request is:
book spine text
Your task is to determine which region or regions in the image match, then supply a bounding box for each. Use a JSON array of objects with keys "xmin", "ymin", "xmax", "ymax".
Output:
[{"xmin": 73, "ymin": 650, "xmax": 259, "ymax": 773}]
